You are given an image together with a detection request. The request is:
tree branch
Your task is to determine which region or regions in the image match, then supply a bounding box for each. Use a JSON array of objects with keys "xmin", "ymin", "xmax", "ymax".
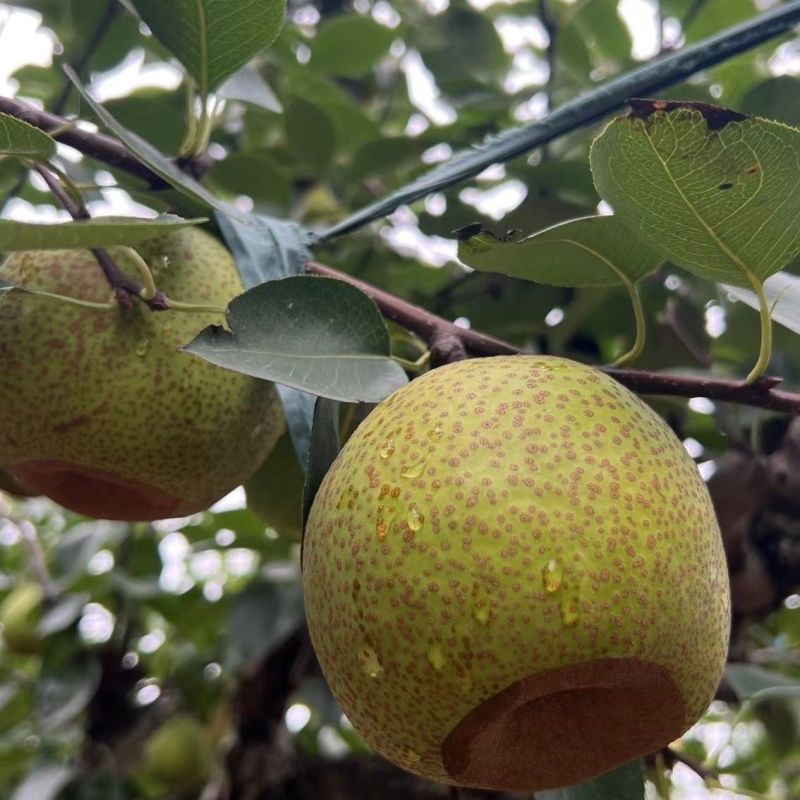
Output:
[
  {"xmin": 306, "ymin": 262, "xmax": 800, "ymax": 414},
  {"xmin": 4, "ymin": 98, "xmax": 800, "ymax": 414},
  {"xmin": 32, "ymin": 163, "xmax": 169, "ymax": 309}
]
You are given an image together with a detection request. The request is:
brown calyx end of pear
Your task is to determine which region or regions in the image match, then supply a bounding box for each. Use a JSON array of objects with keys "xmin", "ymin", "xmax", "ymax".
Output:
[
  {"xmin": 11, "ymin": 460, "xmax": 181, "ymax": 521},
  {"xmin": 442, "ymin": 657, "xmax": 685, "ymax": 791}
]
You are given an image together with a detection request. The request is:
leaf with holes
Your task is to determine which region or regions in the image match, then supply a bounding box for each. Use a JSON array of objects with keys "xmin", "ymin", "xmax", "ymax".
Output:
[
  {"xmin": 131, "ymin": 0, "xmax": 286, "ymax": 95},
  {"xmin": 184, "ymin": 276, "xmax": 408, "ymax": 402},
  {"xmin": 458, "ymin": 216, "xmax": 662, "ymax": 365},
  {"xmin": 0, "ymin": 112, "xmax": 56, "ymax": 160}
]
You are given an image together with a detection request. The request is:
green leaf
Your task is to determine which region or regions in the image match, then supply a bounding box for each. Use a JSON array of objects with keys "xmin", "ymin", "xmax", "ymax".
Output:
[
  {"xmin": 64, "ymin": 66, "xmax": 238, "ymax": 218},
  {"xmin": 245, "ymin": 431, "xmax": 304, "ymax": 540},
  {"xmin": 37, "ymin": 657, "xmax": 101, "ymax": 730},
  {"xmin": 458, "ymin": 216, "xmax": 660, "ymax": 365},
  {"xmin": 457, "ymin": 216, "xmax": 661, "ymax": 287},
  {"xmin": 724, "ymin": 271, "xmax": 800, "ymax": 336},
  {"xmin": 284, "ymin": 98, "xmax": 336, "ymax": 175},
  {"xmin": 131, "ymin": 0, "xmax": 286, "ymax": 95},
  {"xmin": 38, "ymin": 594, "xmax": 88, "ymax": 637},
  {"xmin": 302, "ymin": 396, "xmax": 341, "ymax": 532},
  {"xmin": 0, "ymin": 214, "xmax": 204, "ymax": 251},
  {"xmin": 538, "ymin": 759, "xmax": 645, "ymax": 800},
  {"xmin": 226, "ymin": 578, "xmax": 304, "ymax": 669},
  {"xmin": 184, "ymin": 276, "xmax": 408, "ymax": 402},
  {"xmin": 310, "ymin": 15, "xmax": 395, "ymax": 77},
  {"xmin": 12, "ymin": 764, "xmax": 76, "ymax": 800},
  {"xmin": 0, "ymin": 112, "xmax": 56, "ymax": 160},
  {"xmin": 725, "ymin": 663, "xmax": 800, "ymax": 704},
  {"xmin": 590, "ymin": 101, "xmax": 800, "ymax": 286},
  {"xmin": 740, "ymin": 76, "xmax": 800, "ymax": 127}
]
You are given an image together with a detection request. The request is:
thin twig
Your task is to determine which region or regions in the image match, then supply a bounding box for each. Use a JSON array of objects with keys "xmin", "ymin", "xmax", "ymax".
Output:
[
  {"xmin": 17, "ymin": 519, "xmax": 54, "ymax": 598},
  {"xmin": 662, "ymin": 746, "xmax": 714, "ymax": 781},
  {"xmin": 32, "ymin": 163, "xmax": 169, "ymax": 309}
]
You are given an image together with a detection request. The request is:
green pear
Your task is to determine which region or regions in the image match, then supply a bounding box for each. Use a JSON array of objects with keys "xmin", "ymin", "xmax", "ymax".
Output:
[
  {"xmin": 0, "ymin": 227, "xmax": 284, "ymax": 521},
  {"xmin": 141, "ymin": 714, "xmax": 214, "ymax": 790},
  {"xmin": 0, "ymin": 582, "xmax": 43, "ymax": 654},
  {"xmin": 303, "ymin": 355, "xmax": 730, "ymax": 791}
]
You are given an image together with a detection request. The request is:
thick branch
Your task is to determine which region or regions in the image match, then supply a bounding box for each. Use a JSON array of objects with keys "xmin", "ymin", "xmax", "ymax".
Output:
[{"xmin": 306, "ymin": 262, "xmax": 800, "ymax": 414}]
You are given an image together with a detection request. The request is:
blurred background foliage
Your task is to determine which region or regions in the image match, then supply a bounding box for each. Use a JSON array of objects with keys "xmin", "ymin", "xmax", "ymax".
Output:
[{"xmin": 0, "ymin": 0, "xmax": 799, "ymax": 798}]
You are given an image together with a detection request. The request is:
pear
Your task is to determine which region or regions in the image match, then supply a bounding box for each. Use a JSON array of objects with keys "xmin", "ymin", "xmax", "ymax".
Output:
[
  {"xmin": 0, "ymin": 582, "xmax": 43, "ymax": 654},
  {"xmin": 0, "ymin": 227, "xmax": 284, "ymax": 521},
  {"xmin": 141, "ymin": 714, "xmax": 214, "ymax": 790},
  {"xmin": 302, "ymin": 355, "xmax": 730, "ymax": 791}
]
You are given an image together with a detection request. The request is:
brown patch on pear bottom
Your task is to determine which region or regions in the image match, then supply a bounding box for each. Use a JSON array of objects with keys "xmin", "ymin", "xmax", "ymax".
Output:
[
  {"xmin": 13, "ymin": 460, "xmax": 180, "ymax": 521},
  {"xmin": 442, "ymin": 658, "xmax": 685, "ymax": 791}
]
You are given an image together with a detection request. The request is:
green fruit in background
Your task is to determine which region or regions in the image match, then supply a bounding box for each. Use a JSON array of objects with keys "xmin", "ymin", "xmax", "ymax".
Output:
[
  {"xmin": 245, "ymin": 431, "xmax": 304, "ymax": 540},
  {"xmin": 142, "ymin": 714, "xmax": 214, "ymax": 790},
  {"xmin": 0, "ymin": 227, "xmax": 284, "ymax": 521},
  {"xmin": 303, "ymin": 355, "xmax": 730, "ymax": 791},
  {"xmin": 0, "ymin": 582, "xmax": 43, "ymax": 654}
]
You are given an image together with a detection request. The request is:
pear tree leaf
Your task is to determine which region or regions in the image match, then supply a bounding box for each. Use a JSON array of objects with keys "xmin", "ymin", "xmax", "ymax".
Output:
[
  {"xmin": 310, "ymin": 15, "xmax": 396, "ymax": 77},
  {"xmin": 64, "ymin": 65, "xmax": 240, "ymax": 218},
  {"xmin": 0, "ymin": 112, "xmax": 56, "ymax": 160},
  {"xmin": 725, "ymin": 663, "xmax": 800, "ymax": 704},
  {"xmin": 457, "ymin": 216, "xmax": 661, "ymax": 287},
  {"xmin": 458, "ymin": 216, "xmax": 661, "ymax": 365},
  {"xmin": 302, "ymin": 396, "xmax": 341, "ymax": 534},
  {"xmin": 215, "ymin": 210, "xmax": 315, "ymax": 465},
  {"xmin": 538, "ymin": 759, "xmax": 645, "ymax": 800},
  {"xmin": 0, "ymin": 214, "xmax": 204, "ymax": 251},
  {"xmin": 590, "ymin": 100, "xmax": 800, "ymax": 287},
  {"xmin": 184, "ymin": 275, "xmax": 408, "ymax": 403},
  {"xmin": 724, "ymin": 270, "xmax": 800, "ymax": 336},
  {"xmin": 130, "ymin": 0, "xmax": 286, "ymax": 95}
]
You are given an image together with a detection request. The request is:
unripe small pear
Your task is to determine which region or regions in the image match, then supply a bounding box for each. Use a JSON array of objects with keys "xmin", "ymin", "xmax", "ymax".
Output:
[
  {"xmin": 0, "ymin": 228, "xmax": 284, "ymax": 521},
  {"xmin": 0, "ymin": 582, "xmax": 43, "ymax": 654},
  {"xmin": 303, "ymin": 356, "xmax": 730, "ymax": 791},
  {"xmin": 141, "ymin": 714, "xmax": 214, "ymax": 790}
]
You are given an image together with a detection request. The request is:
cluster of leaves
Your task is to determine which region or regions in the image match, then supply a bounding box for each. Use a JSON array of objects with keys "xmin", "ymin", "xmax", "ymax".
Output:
[{"xmin": 0, "ymin": 0, "xmax": 799, "ymax": 799}]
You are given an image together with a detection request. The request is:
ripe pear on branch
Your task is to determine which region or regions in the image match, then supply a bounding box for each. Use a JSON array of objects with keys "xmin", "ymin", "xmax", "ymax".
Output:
[
  {"xmin": 303, "ymin": 355, "xmax": 730, "ymax": 792},
  {"xmin": 0, "ymin": 227, "xmax": 284, "ymax": 521}
]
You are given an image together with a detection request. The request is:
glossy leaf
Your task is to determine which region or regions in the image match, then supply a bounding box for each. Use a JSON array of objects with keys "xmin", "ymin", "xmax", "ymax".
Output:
[
  {"xmin": 131, "ymin": 0, "xmax": 286, "ymax": 95},
  {"xmin": 591, "ymin": 101, "xmax": 800, "ymax": 286},
  {"xmin": 0, "ymin": 214, "xmax": 204, "ymax": 251},
  {"xmin": 0, "ymin": 112, "xmax": 56, "ymax": 160},
  {"xmin": 184, "ymin": 276, "xmax": 408, "ymax": 402},
  {"xmin": 457, "ymin": 216, "xmax": 661, "ymax": 287},
  {"xmin": 538, "ymin": 759, "xmax": 645, "ymax": 800}
]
